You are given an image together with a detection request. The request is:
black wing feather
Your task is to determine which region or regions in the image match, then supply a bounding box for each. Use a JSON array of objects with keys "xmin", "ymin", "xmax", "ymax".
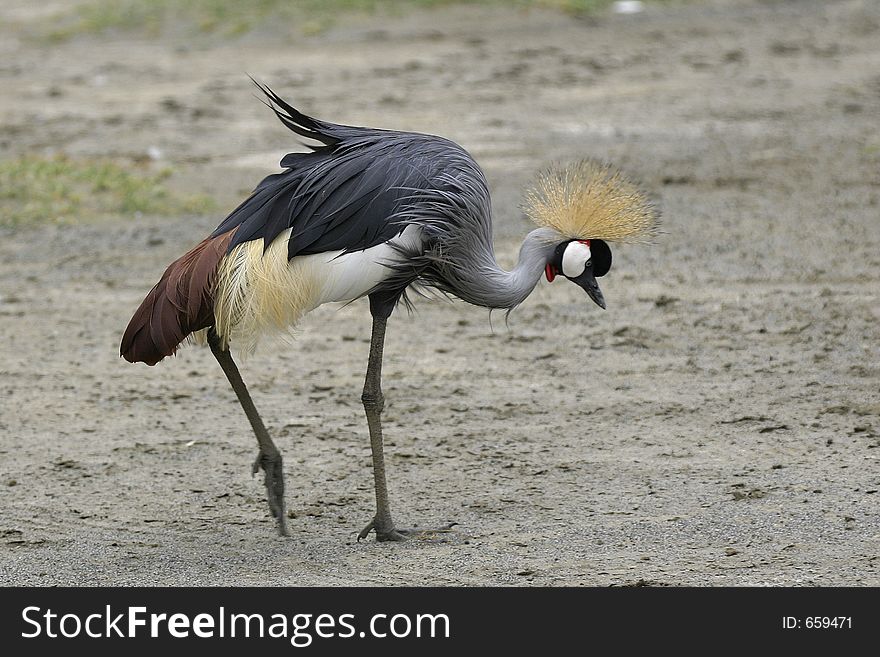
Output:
[
  {"xmin": 249, "ymin": 77, "xmax": 344, "ymax": 146},
  {"xmin": 211, "ymin": 82, "xmax": 478, "ymax": 262}
]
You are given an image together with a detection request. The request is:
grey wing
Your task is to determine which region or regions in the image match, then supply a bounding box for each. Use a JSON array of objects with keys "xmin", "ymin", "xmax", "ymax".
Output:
[
  {"xmin": 210, "ymin": 86, "xmax": 466, "ymax": 261},
  {"xmin": 210, "ymin": 141, "xmax": 434, "ymax": 260}
]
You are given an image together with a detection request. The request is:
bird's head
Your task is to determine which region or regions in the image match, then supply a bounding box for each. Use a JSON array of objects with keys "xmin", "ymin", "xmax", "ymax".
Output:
[
  {"xmin": 544, "ymin": 238, "xmax": 612, "ymax": 309},
  {"xmin": 524, "ymin": 160, "xmax": 657, "ymax": 310}
]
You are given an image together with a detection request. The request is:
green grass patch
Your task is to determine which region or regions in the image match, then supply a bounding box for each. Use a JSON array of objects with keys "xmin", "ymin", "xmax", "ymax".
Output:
[
  {"xmin": 45, "ymin": 0, "xmax": 630, "ymax": 41},
  {"xmin": 0, "ymin": 155, "xmax": 214, "ymax": 226}
]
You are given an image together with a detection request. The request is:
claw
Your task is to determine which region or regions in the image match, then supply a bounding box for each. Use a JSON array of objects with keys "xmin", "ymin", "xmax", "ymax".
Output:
[
  {"xmin": 358, "ymin": 519, "xmax": 459, "ymax": 542},
  {"xmin": 357, "ymin": 519, "xmax": 375, "ymax": 542},
  {"xmin": 253, "ymin": 451, "xmax": 289, "ymax": 537},
  {"xmin": 377, "ymin": 528, "xmax": 410, "ymax": 542}
]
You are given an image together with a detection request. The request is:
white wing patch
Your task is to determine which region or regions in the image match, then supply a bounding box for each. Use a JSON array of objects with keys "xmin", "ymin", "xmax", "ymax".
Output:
[
  {"xmin": 212, "ymin": 225, "xmax": 423, "ymax": 352},
  {"xmin": 315, "ymin": 225, "xmax": 423, "ymax": 305}
]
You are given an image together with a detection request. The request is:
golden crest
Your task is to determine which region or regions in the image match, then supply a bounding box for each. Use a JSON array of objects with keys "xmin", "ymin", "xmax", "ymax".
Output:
[{"xmin": 524, "ymin": 160, "xmax": 658, "ymax": 243}]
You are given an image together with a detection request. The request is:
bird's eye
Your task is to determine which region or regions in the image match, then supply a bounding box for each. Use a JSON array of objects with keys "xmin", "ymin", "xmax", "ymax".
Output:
[{"xmin": 585, "ymin": 259, "xmax": 591, "ymax": 269}]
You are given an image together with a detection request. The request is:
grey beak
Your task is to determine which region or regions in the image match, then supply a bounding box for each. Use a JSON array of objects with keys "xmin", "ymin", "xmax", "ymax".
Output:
[{"xmin": 573, "ymin": 269, "xmax": 606, "ymax": 309}]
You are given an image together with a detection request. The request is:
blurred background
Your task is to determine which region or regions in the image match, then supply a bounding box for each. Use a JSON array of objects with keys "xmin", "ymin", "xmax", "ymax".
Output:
[{"xmin": 0, "ymin": 0, "xmax": 878, "ymax": 586}]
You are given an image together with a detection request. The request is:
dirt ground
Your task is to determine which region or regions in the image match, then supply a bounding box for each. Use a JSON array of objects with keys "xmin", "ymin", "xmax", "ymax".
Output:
[{"xmin": 1, "ymin": 0, "xmax": 878, "ymax": 586}]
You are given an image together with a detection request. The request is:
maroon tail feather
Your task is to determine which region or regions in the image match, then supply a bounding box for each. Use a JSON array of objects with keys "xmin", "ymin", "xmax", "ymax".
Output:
[{"xmin": 120, "ymin": 228, "xmax": 237, "ymax": 365}]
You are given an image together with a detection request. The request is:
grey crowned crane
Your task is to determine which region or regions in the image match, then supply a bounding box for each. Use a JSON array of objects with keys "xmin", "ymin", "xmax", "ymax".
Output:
[{"xmin": 121, "ymin": 82, "xmax": 657, "ymax": 541}]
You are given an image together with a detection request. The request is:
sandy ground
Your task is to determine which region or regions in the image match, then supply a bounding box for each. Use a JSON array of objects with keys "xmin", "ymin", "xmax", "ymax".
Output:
[{"xmin": 0, "ymin": 0, "xmax": 878, "ymax": 586}]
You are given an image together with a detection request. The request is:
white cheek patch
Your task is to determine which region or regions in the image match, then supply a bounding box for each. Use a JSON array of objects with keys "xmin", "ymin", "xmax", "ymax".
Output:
[{"xmin": 561, "ymin": 241, "xmax": 591, "ymax": 278}]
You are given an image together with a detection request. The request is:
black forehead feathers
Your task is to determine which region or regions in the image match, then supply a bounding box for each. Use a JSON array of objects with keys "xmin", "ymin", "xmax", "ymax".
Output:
[{"xmin": 592, "ymin": 239, "xmax": 612, "ymax": 277}]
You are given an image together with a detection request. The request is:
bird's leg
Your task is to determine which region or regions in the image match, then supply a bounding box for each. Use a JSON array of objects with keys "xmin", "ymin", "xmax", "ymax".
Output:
[
  {"xmin": 208, "ymin": 330, "xmax": 289, "ymax": 537},
  {"xmin": 357, "ymin": 314, "xmax": 404, "ymax": 542},
  {"xmin": 357, "ymin": 301, "xmax": 457, "ymax": 542}
]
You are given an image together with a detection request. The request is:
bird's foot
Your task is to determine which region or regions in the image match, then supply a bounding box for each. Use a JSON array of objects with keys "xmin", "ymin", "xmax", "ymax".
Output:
[
  {"xmin": 252, "ymin": 451, "xmax": 289, "ymax": 537},
  {"xmin": 357, "ymin": 518, "xmax": 458, "ymax": 542}
]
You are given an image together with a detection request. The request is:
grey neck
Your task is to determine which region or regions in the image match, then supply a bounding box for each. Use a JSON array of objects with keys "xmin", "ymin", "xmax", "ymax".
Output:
[{"xmin": 457, "ymin": 227, "xmax": 559, "ymax": 310}]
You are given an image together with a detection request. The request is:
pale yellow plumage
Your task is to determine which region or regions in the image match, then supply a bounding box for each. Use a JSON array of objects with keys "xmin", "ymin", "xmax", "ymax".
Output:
[
  {"xmin": 524, "ymin": 160, "xmax": 658, "ymax": 243},
  {"xmin": 211, "ymin": 229, "xmax": 321, "ymax": 353}
]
